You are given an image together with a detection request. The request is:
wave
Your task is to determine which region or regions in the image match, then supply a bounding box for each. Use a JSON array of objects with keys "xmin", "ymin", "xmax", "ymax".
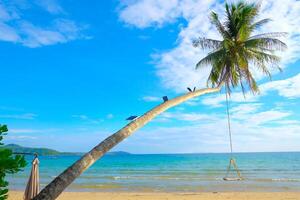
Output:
[
  {"xmin": 111, "ymin": 175, "xmax": 225, "ymax": 181},
  {"xmin": 271, "ymin": 178, "xmax": 300, "ymax": 182}
]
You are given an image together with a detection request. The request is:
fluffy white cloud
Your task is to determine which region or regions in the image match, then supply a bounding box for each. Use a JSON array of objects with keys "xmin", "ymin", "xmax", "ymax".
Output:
[
  {"xmin": 0, "ymin": 22, "xmax": 20, "ymax": 41},
  {"xmin": 261, "ymin": 73, "xmax": 300, "ymax": 98},
  {"xmin": 126, "ymin": 117, "xmax": 300, "ymax": 153},
  {"xmin": 124, "ymin": 104, "xmax": 298, "ymax": 153},
  {"xmin": 119, "ymin": 0, "xmax": 300, "ymax": 92},
  {"xmin": 19, "ymin": 19, "xmax": 87, "ymax": 47},
  {"xmin": 201, "ymin": 73, "xmax": 300, "ymax": 107},
  {"xmin": 230, "ymin": 103, "xmax": 261, "ymax": 115},
  {"xmin": 0, "ymin": 0, "xmax": 87, "ymax": 47},
  {"xmin": 239, "ymin": 109, "xmax": 291, "ymax": 126},
  {"xmin": 119, "ymin": 0, "xmax": 181, "ymax": 28},
  {"xmin": 159, "ymin": 111, "xmax": 219, "ymax": 122},
  {"xmin": 201, "ymin": 90, "xmax": 259, "ymax": 107}
]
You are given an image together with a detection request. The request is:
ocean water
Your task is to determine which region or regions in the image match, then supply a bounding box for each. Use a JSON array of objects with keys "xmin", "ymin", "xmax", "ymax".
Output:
[{"xmin": 8, "ymin": 152, "xmax": 300, "ymax": 192}]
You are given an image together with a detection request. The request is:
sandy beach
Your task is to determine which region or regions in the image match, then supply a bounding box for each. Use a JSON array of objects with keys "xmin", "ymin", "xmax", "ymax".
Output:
[{"xmin": 9, "ymin": 191, "xmax": 300, "ymax": 200}]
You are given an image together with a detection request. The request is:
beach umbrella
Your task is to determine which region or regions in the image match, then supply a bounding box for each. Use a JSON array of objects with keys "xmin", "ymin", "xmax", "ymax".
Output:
[{"xmin": 24, "ymin": 156, "xmax": 40, "ymax": 200}]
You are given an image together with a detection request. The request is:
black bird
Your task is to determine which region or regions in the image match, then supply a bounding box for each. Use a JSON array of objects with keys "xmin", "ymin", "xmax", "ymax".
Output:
[
  {"xmin": 126, "ymin": 116, "xmax": 138, "ymax": 120},
  {"xmin": 162, "ymin": 96, "xmax": 168, "ymax": 102},
  {"xmin": 193, "ymin": 87, "xmax": 196, "ymax": 92},
  {"xmin": 187, "ymin": 87, "xmax": 192, "ymax": 92}
]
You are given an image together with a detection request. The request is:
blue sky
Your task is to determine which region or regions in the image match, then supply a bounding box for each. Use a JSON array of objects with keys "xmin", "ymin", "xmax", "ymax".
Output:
[{"xmin": 1, "ymin": 0, "xmax": 300, "ymax": 153}]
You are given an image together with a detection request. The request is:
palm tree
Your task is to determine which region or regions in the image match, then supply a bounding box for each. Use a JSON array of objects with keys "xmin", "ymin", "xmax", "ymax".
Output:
[
  {"xmin": 192, "ymin": 1, "xmax": 286, "ymax": 180},
  {"xmin": 33, "ymin": 2, "xmax": 286, "ymax": 200},
  {"xmin": 193, "ymin": 1, "xmax": 286, "ymax": 94},
  {"xmin": 32, "ymin": 87, "xmax": 221, "ymax": 200}
]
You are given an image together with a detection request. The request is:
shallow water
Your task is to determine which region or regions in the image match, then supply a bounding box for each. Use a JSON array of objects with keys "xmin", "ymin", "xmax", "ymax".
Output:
[{"xmin": 8, "ymin": 152, "xmax": 300, "ymax": 192}]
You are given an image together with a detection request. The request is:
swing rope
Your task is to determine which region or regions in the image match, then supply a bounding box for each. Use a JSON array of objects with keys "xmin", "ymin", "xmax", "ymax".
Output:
[
  {"xmin": 223, "ymin": 89, "xmax": 243, "ymax": 181},
  {"xmin": 225, "ymin": 91, "xmax": 233, "ymax": 156}
]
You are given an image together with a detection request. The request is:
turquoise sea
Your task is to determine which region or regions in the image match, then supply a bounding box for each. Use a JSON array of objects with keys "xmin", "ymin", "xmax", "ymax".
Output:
[{"xmin": 8, "ymin": 152, "xmax": 300, "ymax": 192}]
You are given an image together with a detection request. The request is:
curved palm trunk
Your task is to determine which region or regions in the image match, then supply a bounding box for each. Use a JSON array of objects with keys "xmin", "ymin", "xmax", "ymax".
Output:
[{"xmin": 32, "ymin": 86, "xmax": 221, "ymax": 200}]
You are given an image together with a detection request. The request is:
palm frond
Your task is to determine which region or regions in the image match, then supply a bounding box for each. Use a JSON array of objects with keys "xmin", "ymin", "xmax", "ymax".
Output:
[
  {"xmin": 226, "ymin": 1, "xmax": 259, "ymax": 40},
  {"xmin": 210, "ymin": 12, "xmax": 230, "ymax": 39},
  {"xmin": 195, "ymin": 49, "xmax": 224, "ymax": 69},
  {"xmin": 245, "ymin": 37, "xmax": 287, "ymax": 51},
  {"xmin": 249, "ymin": 32, "xmax": 288, "ymax": 39},
  {"xmin": 250, "ymin": 18, "xmax": 272, "ymax": 29},
  {"xmin": 246, "ymin": 50, "xmax": 272, "ymax": 78},
  {"xmin": 194, "ymin": 1, "xmax": 286, "ymax": 95},
  {"xmin": 247, "ymin": 71, "xmax": 259, "ymax": 94},
  {"xmin": 248, "ymin": 49, "xmax": 281, "ymax": 64},
  {"xmin": 247, "ymin": 49, "xmax": 282, "ymax": 74},
  {"xmin": 207, "ymin": 63, "xmax": 223, "ymax": 87},
  {"xmin": 192, "ymin": 37, "xmax": 222, "ymax": 50},
  {"xmin": 237, "ymin": 68, "xmax": 247, "ymax": 95}
]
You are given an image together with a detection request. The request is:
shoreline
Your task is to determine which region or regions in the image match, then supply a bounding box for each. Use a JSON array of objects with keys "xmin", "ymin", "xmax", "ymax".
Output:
[
  {"xmin": 9, "ymin": 191, "xmax": 300, "ymax": 200},
  {"xmin": 10, "ymin": 152, "xmax": 300, "ymax": 193}
]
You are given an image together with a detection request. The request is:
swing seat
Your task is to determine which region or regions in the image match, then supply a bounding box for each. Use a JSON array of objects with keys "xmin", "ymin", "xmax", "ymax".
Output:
[
  {"xmin": 223, "ymin": 177, "xmax": 243, "ymax": 181},
  {"xmin": 223, "ymin": 158, "xmax": 243, "ymax": 181}
]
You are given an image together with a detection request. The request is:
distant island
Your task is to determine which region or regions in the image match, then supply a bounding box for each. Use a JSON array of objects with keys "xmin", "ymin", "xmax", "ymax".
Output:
[{"xmin": 2, "ymin": 144, "xmax": 131, "ymax": 156}]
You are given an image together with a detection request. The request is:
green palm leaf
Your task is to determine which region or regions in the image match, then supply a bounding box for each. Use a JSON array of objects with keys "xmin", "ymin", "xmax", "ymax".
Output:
[
  {"xmin": 192, "ymin": 38, "xmax": 222, "ymax": 50},
  {"xmin": 196, "ymin": 49, "xmax": 224, "ymax": 69},
  {"xmin": 194, "ymin": 1, "xmax": 287, "ymax": 94}
]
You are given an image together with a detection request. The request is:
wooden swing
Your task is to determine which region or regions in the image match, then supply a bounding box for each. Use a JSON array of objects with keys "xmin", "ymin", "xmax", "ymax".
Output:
[{"xmin": 223, "ymin": 92, "xmax": 243, "ymax": 181}]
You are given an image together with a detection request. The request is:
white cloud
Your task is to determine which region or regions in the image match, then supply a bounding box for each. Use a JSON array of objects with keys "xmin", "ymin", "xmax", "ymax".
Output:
[
  {"xmin": 0, "ymin": 1, "xmax": 87, "ymax": 47},
  {"xmin": 4, "ymin": 127, "xmax": 112, "ymax": 152},
  {"xmin": 72, "ymin": 114, "xmax": 88, "ymax": 120},
  {"xmin": 119, "ymin": 0, "xmax": 181, "ymax": 28},
  {"xmin": 258, "ymin": 0, "xmax": 300, "ymax": 64},
  {"xmin": 127, "ymin": 119, "xmax": 300, "ymax": 153},
  {"xmin": 238, "ymin": 110, "xmax": 291, "ymax": 126},
  {"xmin": 6, "ymin": 135, "xmax": 37, "ymax": 140},
  {"xmin": 261, "ymin": 73, "xmax": 300, "ymax": 98},
  {"xmin": 201, "ymin": 73, "xmax": 300, "ymax": 107},
  {"xmin": 0, "ymin": 22, "xmax": 20, "ymax": 42},
  {"xmin": 72, "ymin": 114, "xmax": 103, "ymax": 124},
  {"xmin": 125, "ymin": 106, "xmax": 299, "ymax": 153},
  {"xmin": 201, "ymin": 91, "xmax": 258, "ymax": 107},
  {"xmin": 159, "ymin": 103, "xmax": 290, "ymax": 126},
  {"xmin": 119, "ymin": 0, "xmax": 300, "ymax": 92},
  {"xmin": 0, "ymin": 3, "xmax": 19, "ymax": 21},
  {"xmin": 18, "ymin": 19, "xmax": 88, "ymax": 47},
  {"xmin": 35, "ymin": 0, "xmax": 65, "ymax": 14},
  {"xmin": 0, "ymin": 106, "xmax": 24, "ymax": 111},
  {"xmin": 230, "ymin": 103, "xmax": 261, "ymax": 115},
  {"xmin": 9, "ymin": 129, "xmax": 41, "ymax": 133},
  {"xmin": 159, "ymin": 111, "xmax": 218, "ymax": 122},
  {"xmin": 142, "ymin": 96, "xmax": 161, "ymax": 102},
  {"xmin": 5, "ymin": 108, "xmax": 299, "ymax": 153},
  {"xmin": 0, "ymin": 113, "xmax": 37, "ymax": 120}
]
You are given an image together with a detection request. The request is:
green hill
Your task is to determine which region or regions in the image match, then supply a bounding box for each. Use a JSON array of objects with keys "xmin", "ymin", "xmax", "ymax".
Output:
[
  {"xmin": 2, "ymin": 144, "xmax": 61, "ymax": 156},
  {"xmin": 2, "ymin": 144, "xmax": 131, "ymax": 156}
]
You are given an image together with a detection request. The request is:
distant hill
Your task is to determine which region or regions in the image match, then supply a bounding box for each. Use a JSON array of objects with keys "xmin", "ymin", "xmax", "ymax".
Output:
[
  {"xmin": 2, "ymin": 144, "xmax": 131, "ymax": 156},
  {"xmin": 3, "ymin": 144, "xmax": 61, "ymax": 156}
]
